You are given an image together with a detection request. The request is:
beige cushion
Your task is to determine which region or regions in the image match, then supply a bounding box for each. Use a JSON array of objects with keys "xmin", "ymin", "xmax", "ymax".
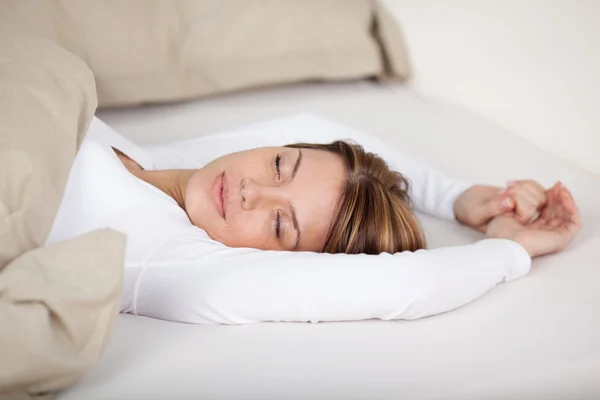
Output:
[
  {"xmin": 0, "ymin": 25, "xmax": 125, "ymax": 398},
  {"xmin": 373, "ymin": 0, "xmax": 412, "ymax": 79},
  {"xmin": 0, "ymin": 0, "xmax": 411, "ymax": 108}
]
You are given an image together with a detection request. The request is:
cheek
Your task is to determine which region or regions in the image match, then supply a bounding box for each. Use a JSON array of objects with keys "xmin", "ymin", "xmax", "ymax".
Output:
[
  {"xmin": 184, "ymin": 176, "xmax": 211, "ymax": 227},
  {"xmin": 216, "ymin": 210, "xmax": 271, "ymax": 248}
]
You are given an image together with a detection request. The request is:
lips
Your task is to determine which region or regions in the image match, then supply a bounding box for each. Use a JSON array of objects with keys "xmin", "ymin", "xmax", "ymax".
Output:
[{"xmin": 211, "ymin": 172, "xmax": 228, "ymax": 219}]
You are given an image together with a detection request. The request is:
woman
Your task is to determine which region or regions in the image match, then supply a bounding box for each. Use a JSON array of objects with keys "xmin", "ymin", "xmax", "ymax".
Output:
[{"xmin": 48, "ymin": 114, "xmax": 581, "ymax": 324}]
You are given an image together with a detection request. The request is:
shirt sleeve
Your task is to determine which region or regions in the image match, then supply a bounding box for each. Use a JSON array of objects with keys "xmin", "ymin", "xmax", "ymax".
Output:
[
  {"xmin": 133, "ymin": 237, "xmax": 531, "ymax": 324},
  {"xmin": 146, "ymin": 114, "xmax": 472, "ymax": 220}
]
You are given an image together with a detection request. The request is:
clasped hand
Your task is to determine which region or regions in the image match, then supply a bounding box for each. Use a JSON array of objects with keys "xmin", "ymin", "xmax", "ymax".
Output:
[{"xmin": 454, "ymin": 180, "xmax": 581, "ymax": 258}]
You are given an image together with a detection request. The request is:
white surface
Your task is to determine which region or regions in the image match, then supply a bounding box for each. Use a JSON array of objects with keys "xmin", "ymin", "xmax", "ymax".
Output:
[
  {"xmin": 383, "ymin": 0, "xmax": 600, "ymax": 175},
  {"xmin": 60, "ymin": 82, "xmax": 600, "ymax": 399}
]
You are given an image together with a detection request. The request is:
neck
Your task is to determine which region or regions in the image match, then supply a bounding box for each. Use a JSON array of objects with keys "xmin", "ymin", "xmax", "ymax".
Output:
[{"xmin": 136, "ymin": 169, "xmax": 196, "ymax": 210}]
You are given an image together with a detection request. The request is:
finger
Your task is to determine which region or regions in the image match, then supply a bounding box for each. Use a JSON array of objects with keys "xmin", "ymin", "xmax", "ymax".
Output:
[
  {"xmin": 519, "ymin": 180, "xmax": 547, "ymax": 207},
  {"xmin": 506, "ymin": 186, "xmax": 540, "ymax": 208},
  {"xmin": 509, "ymin": 191, "xmax": 539, "ymax": 223},
  {"xmin": 534, "ymin": 190, "xmax": 558, "ymax": 223},
  {"xmin": 505, "ymin": 180, "xmax": 546, "ymax": 206},
  {"xmin": 557, "ymin": 193, "xmax": 573, "ymax": 221},
  {"xmin": 551, "ymin": 185, "xmax": 582, "ymax": 240},
  {"xmin": 539, "ymin": 204, "xmax": 554, "ymax": 221},
  {"xmin": 556, "ymin": 189, "xmax": 576, "ymax": 223},
  {"xmin": 547, "ymin": 182, "xmax": 561, "ymax": 203},
  {"xmin": 560, "ymin": 186, "xmax": 578, "ymax": 214},
  {"xmin": 478, "ymin": 194, "xmax": 515, "ymax": 223},
  {"xmin": 525, "ymin": 179, "xmax": 546, "ymax": 194},
  {"xmin": 552, "ymin": 184, "xmax": 574, "ymax": 217},
  {"xmin": 560, "ymin": 186, "xmax": 582, "ymax": 226},
  {"xmin": 541, "ymin": 182, "xmax": 562, "ymax": 220}
]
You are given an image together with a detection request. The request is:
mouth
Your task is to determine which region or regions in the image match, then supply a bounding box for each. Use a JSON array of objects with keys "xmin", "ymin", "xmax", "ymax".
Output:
[{"xmin": 211, "ymin": 171, "xmax": 228, "ymax": 220}]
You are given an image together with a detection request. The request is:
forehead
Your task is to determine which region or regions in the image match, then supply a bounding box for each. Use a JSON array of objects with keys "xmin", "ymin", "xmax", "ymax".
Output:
[{"xmin": 291, "ymin": 148, "xmax": 346, "ymax": 251}]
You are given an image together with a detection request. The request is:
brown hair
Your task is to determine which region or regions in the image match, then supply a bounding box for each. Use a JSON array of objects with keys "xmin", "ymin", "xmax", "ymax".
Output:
[{"xmin": 286, "ymin": 140, "xmax": 426, "ymax": 255}]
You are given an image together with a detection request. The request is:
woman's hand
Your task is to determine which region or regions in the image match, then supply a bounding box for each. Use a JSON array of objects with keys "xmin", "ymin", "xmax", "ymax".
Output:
[
  {"xmin": 501, "ymin": 180, "xmax": 547, "ymax": 223},
  {"xmin": 454, "ymin": 180, "xmax": 547, "ymax": 231},
  {"xmin": 486, "ymin": 182, "xmax": 582, "ymax": 258}
]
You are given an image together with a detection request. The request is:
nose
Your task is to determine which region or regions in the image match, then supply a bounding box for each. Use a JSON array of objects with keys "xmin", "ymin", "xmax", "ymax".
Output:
[{"xmin": 240, "ymin": 178, "xmax": 287, "ymax": 210}]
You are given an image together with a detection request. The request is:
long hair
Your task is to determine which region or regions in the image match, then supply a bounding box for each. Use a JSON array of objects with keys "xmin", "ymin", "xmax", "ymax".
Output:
[{"xmin": 286, "ymin": 140, "xmax": 426, "ymax": 254}]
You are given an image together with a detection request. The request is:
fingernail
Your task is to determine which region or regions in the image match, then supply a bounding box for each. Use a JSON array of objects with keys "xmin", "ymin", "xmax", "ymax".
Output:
[
  {"xmin": 498, "ymin": 188, "xmax": 507, "ymax": 194},
  {"xmin": 507, "ymin": 180, "xmax": 517, "ymax": 187},
  {"xmin": 502, "ymin": 198, "xmax": 513, "ymax": 208}
]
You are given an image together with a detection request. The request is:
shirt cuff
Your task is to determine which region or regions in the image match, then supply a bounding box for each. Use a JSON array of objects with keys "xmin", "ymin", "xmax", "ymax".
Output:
[
  {"xmin": 445, "ymin": 181, "xmax": 473, "ymax": 221},
  {"xmin": 475, "ymin": 238, "xmax": 532, "ymax": 282}
]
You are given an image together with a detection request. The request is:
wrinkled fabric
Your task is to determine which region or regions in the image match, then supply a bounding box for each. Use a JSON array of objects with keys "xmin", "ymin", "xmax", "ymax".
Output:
[
  {"xmin": 0, "ymin": 229, "xmax": 125, "ymax": 396},
  {"xmin": 0, "ymin": 23, "xmax": 96, "ymax": 269},
  {"xmin": 0, "ymin": 24, "xmax": 125, "ymax": 399}
]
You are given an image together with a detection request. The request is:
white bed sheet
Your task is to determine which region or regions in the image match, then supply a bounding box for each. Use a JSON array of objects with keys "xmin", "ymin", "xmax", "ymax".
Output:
[{"xmin": 60, "ymin": 81, "xmax": 600, "ymax": 399}]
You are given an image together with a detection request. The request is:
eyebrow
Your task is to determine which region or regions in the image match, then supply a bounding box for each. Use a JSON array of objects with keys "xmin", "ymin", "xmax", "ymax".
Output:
[
  {"xmin": 291, "ymin": 149, "xmax": 302, "ymax": 179},
  {"xmin": 289, "ymin": 149, "xmax": 303, "ymax": 250},
  {"xmin": 289, "ymin": 203, "xmax": 301, "ymax": 250}
]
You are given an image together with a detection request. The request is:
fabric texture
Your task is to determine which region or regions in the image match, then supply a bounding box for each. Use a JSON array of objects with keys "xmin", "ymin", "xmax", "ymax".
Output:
[
  {"xmin": 0, "ymin": 23, "xmax": 96, "ymax": 268},
  {"xmin": 0, "ymin": 229, "xmax": 126, "ymax": 396},
  {"xmin": 0, "ymin": 0, "xmax": 411, "ymax": 108},
  {"xmin": 0, "ymin": 24, "xmax": 125, "ymax": 398},
  {"xmin": 373, "ymin": 0, "xmax": 411, "ymax": 79}
]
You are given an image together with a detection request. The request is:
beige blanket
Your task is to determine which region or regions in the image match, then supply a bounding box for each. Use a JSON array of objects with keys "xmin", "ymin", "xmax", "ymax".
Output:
[{"xmin": 0, "ymin": 24, "xmax": 125, "ymax": 399}]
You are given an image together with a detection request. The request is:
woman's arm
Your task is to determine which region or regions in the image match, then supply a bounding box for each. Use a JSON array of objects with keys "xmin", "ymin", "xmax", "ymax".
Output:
[
  {"xmin": 130, "ymin": 182, "xmax": 580, "ymax": 325},
  {"xmin": 128, "ymin": 115, "xmax": 580, "ymax": 325},
  {"xmin": 132, "ymin": 237, "xmax": 531, "ymax": 324}
]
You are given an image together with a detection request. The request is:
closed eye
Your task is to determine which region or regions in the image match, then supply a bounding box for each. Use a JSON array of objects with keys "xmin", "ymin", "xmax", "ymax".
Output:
[
  {"xmin": 275, "ymin": 154, "xmax": 281, "ymax": 180},
  {"xmin": 271, "ymin": 150, "xmax": 302, "ymax": 249},
  {"xmin": 275, "ymin": 210, "xmax": 281, "ymax": 239}
]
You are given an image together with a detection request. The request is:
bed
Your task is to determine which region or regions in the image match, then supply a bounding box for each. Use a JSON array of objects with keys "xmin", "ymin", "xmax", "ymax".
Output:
[{"xmin": 59, "ymin": 81, "xmax": 600, "ymax": 399}]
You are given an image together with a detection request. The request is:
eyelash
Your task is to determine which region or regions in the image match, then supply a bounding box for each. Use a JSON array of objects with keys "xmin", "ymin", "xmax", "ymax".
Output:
[
  {"xmin": 274, "ymin": 210, "xmax": 281, "ymax": 239},
  {"xmin": 274, "ymin": 155, "xmax": 282, "ymax": 240},
  {"xmin": 275, "ymin": 154, "xmax": 281, "ymax": 180}
]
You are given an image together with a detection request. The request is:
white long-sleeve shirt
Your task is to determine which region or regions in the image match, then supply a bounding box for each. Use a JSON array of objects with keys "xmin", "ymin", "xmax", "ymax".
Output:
[{"xmin": 47, "ymin": 114, "xmax": 531, "ymax": 324}]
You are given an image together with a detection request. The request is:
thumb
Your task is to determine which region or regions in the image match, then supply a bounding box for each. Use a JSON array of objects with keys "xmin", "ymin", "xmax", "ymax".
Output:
[{"xmin": 474, "ymin": 195, "xmax": 515, "ymax": 224}]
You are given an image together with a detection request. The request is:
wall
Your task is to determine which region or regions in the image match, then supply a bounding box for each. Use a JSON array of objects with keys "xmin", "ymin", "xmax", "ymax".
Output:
[{"xmin": 383, "ymin": 0, "xmax": 600, "ymax": 175}]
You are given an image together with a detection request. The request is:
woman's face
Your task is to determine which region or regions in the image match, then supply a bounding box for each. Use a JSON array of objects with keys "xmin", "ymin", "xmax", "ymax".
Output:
[{"xmin": 184, "ymin": 146, "xmax": 346, "ymax": 251}]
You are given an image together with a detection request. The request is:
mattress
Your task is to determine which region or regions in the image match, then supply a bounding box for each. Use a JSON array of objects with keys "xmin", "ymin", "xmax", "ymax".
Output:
[{"xmin": 59, "ymin": 81, "xmax": 600, "ymax": 399}]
